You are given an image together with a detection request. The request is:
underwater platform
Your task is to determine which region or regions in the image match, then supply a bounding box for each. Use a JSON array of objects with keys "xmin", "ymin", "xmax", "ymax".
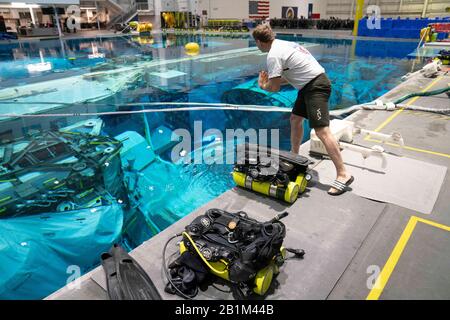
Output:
[{"xmin": 47, "ymin": 69, "xmax": 450, "ymax": 300}]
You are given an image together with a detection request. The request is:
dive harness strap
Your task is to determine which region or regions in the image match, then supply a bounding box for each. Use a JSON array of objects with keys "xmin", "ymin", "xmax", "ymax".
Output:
[{"xmin": 164, "ymin": 250, "xmax": 209, "ymax": 299}]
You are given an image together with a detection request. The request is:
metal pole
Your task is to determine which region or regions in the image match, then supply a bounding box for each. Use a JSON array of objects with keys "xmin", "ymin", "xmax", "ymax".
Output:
[
  {"xmin": 350, "ymin": 0, "xmax": 355, "ymax": 19},
  {"xmin": 29, "ymin": 7, "xmax": 36, "ymax": 26},
  {"xmin": 95, "ymin": 1, "xmax": 101, "ymax": 30},
  {"xmin": 59, "ymin": 37, "xmax": 66, "ymax": 58},
  {"xmin": 53, "ymin": 5, "xmax": 63, "ymax": 37},
  {"xmin": 422, "ymin": 0, "xmax": 429, "ymax": 18}
]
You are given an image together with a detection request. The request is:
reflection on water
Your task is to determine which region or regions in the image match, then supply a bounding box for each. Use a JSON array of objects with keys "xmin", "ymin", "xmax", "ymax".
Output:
[
  {"xmin": 0, "ymin": 33, "xmax": 424, "ymax": 299},
  {"xmin": 0, "ymin": 34, "xmax": 421, "ymax": 109}
]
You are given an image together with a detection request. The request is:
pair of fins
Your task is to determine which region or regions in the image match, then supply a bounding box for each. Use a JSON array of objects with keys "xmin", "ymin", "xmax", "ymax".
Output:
[{"xmin": 101, "ymin": 244, "xmax": 162, "ymax": 300}]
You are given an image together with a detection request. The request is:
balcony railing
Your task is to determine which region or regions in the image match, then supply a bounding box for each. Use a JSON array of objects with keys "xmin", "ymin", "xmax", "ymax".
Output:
[{"xmin": 136, "ymin": 1, "xmax": 154, "ymax": 12}]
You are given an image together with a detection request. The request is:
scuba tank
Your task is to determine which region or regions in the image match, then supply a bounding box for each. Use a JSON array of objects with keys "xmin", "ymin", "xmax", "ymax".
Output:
[{"xmin": 438, "ymin": 50, "xmax": 450, "ymax": 65}]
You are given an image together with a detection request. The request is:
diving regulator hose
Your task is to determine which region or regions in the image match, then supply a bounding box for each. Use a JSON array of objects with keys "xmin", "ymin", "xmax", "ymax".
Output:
[
  {"xmin": 162, "ymin": 233, "xmax": 198, "ymax": 300},
  {"xmin": 330, "ymin": 85, "xmax": 450, "ymax": 117}
]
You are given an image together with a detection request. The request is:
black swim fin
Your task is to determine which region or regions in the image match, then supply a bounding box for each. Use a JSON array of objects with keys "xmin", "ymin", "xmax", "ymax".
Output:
[
  {"xmin": 101, "ymin": 251, "xmax": 123, "ymax": 300},
  {"xmin": 101, "ymin": 244, "xmax": 162, "ymax": 300}
]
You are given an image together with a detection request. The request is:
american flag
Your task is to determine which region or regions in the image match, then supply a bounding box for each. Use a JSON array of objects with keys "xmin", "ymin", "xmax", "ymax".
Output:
[{"xmin": 249, "ymin": 0, "xmax": 270, "ymax": 19}]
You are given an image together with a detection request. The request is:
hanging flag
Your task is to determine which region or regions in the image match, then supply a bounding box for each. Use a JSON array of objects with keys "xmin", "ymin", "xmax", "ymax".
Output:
[
  {"xmin": 249, "ymin": 1, "xmax": 270, "ymax": 19},
  {"xmin": 282, "ymin": 6, "xmax": 298, "ymax": 19}
]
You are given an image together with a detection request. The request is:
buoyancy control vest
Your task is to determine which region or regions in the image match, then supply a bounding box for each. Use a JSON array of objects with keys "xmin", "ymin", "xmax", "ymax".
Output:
[{"xmin": 165, "ymin": 209, "xmax": 304, "ymax": 298}]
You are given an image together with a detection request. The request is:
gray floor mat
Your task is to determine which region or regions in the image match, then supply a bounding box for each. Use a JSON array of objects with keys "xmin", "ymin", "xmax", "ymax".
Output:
[{"xmin": 314, "ymin": 149, "xmax": 447, "ymax": 214}]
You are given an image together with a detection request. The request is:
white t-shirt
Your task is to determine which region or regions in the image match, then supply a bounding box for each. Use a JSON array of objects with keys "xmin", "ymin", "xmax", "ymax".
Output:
[{"xmin": 267, "ymin": 39, "xmax": 325, "ymax": 90}]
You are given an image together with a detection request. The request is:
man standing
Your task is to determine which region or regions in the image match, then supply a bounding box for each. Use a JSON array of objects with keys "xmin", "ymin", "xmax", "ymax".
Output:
[{"xmin": 253, "ymin": 24, "xmax": 353, "ymax": 195}]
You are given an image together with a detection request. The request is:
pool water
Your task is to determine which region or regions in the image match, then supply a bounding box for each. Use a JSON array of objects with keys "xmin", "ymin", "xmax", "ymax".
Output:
[{"xmin": 0, "ymin": 33, "xmax": 424, "ymax": 299}]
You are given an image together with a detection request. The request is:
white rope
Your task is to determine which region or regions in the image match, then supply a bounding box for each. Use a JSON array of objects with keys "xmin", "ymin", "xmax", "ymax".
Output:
[{"xmin": 0, "ymin": 102, "xmax": 291, "ymax": 118}]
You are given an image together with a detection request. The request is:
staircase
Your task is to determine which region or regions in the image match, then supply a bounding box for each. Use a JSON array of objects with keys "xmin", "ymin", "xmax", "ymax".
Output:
[
  {"xmin": 106, "ymin": 0, "xmax": 139, "ymax": 29},
  {"xmin": 105, "ymin": 0, "xmax": 125, "ymax": 14}
]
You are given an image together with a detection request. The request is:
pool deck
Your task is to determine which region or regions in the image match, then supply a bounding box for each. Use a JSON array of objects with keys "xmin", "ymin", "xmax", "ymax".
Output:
[{"xmin": 47, "ymin": 67, "xmax": 450, "ymax": 300}]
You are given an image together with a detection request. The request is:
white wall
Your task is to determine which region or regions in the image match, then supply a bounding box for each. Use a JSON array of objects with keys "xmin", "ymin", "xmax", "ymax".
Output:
[
  {"xmin": 0, "ymin": 0, "xmax": 79, "ymax": 3},
  {"xmin": 311, "ymin": 0, "xmax": 327, "ymax": 18},
  {"xmin": 154, "ymin": 0, "xmax": 448, "ymax": 22},
  {"xmin": 191, "ymin": 0, "xmax": 327, "ymax": 20},
  {"xmin": 194, "ymin": 0, "xmax": 247, "ymax": 19},
  {"xmin": 159, "ymin": 0, "xmax": 193, "ymax": 12}
]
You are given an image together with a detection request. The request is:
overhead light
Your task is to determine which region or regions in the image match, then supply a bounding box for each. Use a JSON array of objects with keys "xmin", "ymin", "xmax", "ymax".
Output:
[
  {"xmin": 11, "ymin": 2, "xmax": 26, "ymax": 7},
  {"xmin": 10, "ymin": 3, "xmax": 40, "ymax": 8}
]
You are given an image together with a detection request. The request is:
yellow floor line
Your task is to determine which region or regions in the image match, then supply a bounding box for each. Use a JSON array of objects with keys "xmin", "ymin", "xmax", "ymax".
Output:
[
  {"xmin": 367, "ymin": 76, "xmax": 444, "ymax": 134},
  {"xmin": 365, "ymin": 137, "xmax": 450, "ymax": 159},
  {"xmin": 415, "ymin": 217, "xmax": 450, "ymax": 231},
  {"xmin": 363, "ymin": 76, "xmax": 448, "ymax": 158},
  {"xmin": 372, "ymin": 109, "xmax": 404, "ymax": 133},
  {"xmin": 366, "ymin": 216, "xmax": 450, "ymax": 300},
  {"xmin": 401, "ymin": 145, "xmax": 450, "ymax": 159},
  {"xmin": 366, "ymin": 216, "xmax": 418, "ymax": 300},
  {"xmin": 402, "ymin": 109, "xmax": 450, "ymax": 121}
]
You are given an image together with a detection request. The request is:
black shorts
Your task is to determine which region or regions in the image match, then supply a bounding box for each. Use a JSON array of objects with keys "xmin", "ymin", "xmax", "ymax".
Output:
[{"xmin": 292, "ymin": 73, "xmax": 332, "ymax": 128}]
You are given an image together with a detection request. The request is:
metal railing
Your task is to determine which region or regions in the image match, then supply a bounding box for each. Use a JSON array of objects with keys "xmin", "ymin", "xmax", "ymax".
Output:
[
  {"xmin": 107, "ymin": 1, "xmax": 139, "ymax": 28},
  {"xmin": 136, "ymin": 1, "xmax": 155, "ymax": 12}
]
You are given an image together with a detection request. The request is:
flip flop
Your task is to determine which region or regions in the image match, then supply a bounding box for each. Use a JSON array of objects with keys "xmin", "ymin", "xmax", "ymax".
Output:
[{"xmin": 328, "ymin": 176, "xmax": 354, "ymax": 196}]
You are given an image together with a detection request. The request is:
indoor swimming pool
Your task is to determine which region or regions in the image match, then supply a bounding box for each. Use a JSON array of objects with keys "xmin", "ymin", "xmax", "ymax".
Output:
[{"xmin": 0, "ymin": 33, "xmax": 424, "ymax": 299}]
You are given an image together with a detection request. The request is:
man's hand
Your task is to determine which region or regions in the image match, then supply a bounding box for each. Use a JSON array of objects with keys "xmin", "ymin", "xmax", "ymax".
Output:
[
  {"xmin": 258, "ymin": 71, "xmax": 269, "ymax": 89},
  {"xmin": 260, "ymin": 70, "xmax": 269, "ymax": 81},
  {"xmin": 258, "ymin": 71, "xmax": 282, "ymax": 92}
]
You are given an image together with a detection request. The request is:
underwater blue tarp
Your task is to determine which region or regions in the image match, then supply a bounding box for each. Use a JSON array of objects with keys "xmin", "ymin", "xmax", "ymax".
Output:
[
  {"xmin": 222, "ymin": 79, "xmax": 297, "ymax": 107},
  {"xmin": 0, "ymin": 204, "xmax": 123, "ymax": 299}
]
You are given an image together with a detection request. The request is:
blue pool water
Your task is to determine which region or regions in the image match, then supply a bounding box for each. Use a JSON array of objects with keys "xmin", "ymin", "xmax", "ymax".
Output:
[{"xmin": 0, "ymin": 33, "xmax": 424, "ymax": 299}]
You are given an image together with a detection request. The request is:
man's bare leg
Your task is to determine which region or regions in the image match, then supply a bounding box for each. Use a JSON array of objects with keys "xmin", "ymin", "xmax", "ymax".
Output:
[
  {"xmin": 314, "ymin": 126, "xmax": 352, "ymax": 194},
  {"xmin": 290, "ymin": 114, "xmax": 304, "ymax": 154}
]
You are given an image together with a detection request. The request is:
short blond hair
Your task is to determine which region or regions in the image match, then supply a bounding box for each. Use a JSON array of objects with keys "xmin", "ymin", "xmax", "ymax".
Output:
[{"xmin": 252, "ymin": 24, "xmax": 275, "ymax": 43}]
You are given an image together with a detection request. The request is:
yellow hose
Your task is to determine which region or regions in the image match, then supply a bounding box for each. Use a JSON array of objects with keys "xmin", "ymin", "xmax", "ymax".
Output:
[{"xmin": 182, "ymin": 231, "xmax": 228, "ymax": 275}]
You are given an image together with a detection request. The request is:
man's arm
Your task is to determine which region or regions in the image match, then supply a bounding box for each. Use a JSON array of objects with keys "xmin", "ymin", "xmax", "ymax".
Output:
[
  {"xmin": 279, "ymin": 77, "xmax": 290, "ymax": 86},
  {"xmin": 259, "ymin": 71, "xmax": 291, "ymax": 92},
  {"xmin": 262, "ymin": 77, "xmax": 283, "ymax": 92}
]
